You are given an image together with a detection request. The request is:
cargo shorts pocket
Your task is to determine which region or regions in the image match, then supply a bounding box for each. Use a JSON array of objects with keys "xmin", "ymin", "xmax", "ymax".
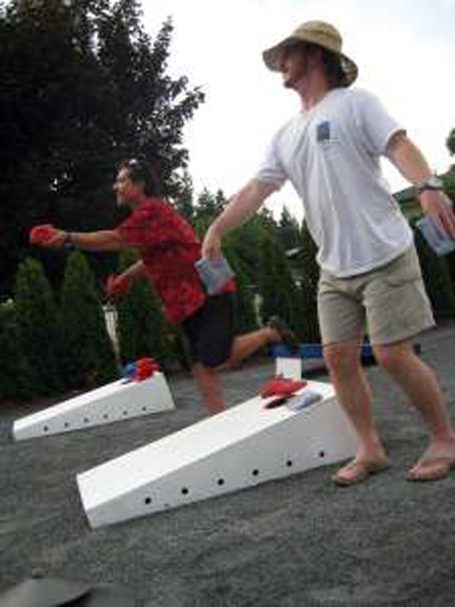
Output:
[{"xmin": 382, "ymin": 246, "xmax": 422, "ymax": 287}]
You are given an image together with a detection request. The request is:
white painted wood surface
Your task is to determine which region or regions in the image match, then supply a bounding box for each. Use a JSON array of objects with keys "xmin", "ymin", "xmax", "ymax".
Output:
[
  {"xmin": 77, "ymin": 380, "xmax": 358, "ymax": 528},
  {"xmin": 13, "ymin": 373, "xmax": 174, "ymax": 441}
]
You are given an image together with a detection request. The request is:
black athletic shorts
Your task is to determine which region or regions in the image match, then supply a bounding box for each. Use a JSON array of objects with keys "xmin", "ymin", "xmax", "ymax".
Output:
[{"xmin": 181, "ymin": 291, "xmax": 236, "ymax": 367}]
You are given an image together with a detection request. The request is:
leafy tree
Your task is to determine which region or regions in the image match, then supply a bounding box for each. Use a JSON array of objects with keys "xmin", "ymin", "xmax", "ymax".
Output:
[
  {"xmin": 60, "ymin": 250, "xmax": 117, "ymax": 389},
  {"xmin": 0, "ymin": 302, "xmax": 35, "ymax": 402},
  {"xmin": 1, "ymin": 0, "xmax": 204, "ymax": 294},
  {"xmin": 13, "ymin": 257, "xmax": 65, "ymax": 395}
]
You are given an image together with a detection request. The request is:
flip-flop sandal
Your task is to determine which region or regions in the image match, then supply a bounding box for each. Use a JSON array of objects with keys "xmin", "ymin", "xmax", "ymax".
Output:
[
  {"xmin": 332, "ymin": 458, "xmax": 390, "ymax": 487},
  {"xmin": 406, "ymin": 455, "xmax": 455, "ymax": 482}
]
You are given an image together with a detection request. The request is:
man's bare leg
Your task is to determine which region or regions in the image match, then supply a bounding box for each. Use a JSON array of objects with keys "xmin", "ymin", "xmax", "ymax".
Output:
[
  {"xmin": 228, "ymin": 327, "xmax": 280, "ymax": 364},
  {"xmin": 324, "ymin": 339, "xmax": 389, "ymax": 484},
  {"xmin": 191, "ymin": 362, "xmax": 225, "ymax": 415},
  {"xmin": 373, "ymin": 339, "xmax": 455, "ymax": 478}
]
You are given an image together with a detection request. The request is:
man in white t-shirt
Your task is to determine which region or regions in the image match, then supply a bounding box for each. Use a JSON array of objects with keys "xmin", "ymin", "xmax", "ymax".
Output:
[{"xmin": 202, "ymin": 20, "xmax": 455, "ymax": 484}]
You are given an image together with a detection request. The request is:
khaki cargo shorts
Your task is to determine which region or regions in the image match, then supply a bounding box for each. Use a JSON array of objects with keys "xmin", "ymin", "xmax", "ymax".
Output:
[{"xmin": 317, "ymin": 244, "xmax": 435, "ymax": 345}]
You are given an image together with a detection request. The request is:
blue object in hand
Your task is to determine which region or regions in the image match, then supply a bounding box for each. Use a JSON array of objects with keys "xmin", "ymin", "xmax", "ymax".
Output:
[
  {"xmin": 195, "ymin": 254, "xmax": 234, "ymax": 295},
  {"xmin": 416, "ymin": 216, "xmax": 455, "ymax": 256}
]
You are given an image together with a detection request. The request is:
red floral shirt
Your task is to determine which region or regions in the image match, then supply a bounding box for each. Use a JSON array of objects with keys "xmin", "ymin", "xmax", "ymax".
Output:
[{"xmin": 116, "ymin": 198, "xmax": 235, "ymax": 325}]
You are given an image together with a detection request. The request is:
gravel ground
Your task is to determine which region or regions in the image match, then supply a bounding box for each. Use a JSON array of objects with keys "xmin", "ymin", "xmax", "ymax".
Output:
[{"xmin": 1, "ymin": 323, "xmax": 455, "ymax": 606}]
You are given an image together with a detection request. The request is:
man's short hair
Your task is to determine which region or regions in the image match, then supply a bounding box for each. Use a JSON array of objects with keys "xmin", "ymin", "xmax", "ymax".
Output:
[{"xmin": 119, "ymin": 158, "xmax": 162, "ymax": 196}]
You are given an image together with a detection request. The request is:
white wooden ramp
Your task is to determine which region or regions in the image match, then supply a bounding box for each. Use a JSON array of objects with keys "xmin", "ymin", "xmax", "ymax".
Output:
[
  {"xmin": 77, "ymin": 380, "xmax": 359, "ymax": 528},
  {"xmin": 12, "ymin": 373, "xmax": 174, "ymax": 441}
]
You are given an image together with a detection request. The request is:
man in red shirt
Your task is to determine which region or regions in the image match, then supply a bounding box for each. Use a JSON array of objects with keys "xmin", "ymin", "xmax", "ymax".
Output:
[{"xmin": 35, "ymin": 159, "xmax": 296, "ymax": 414}]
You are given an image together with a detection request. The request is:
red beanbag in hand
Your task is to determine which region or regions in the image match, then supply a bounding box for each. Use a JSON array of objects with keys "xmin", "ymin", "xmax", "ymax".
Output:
[
  {"xmin": 106, "ymin": 274, "xmax": 132, "ymax": 298},
  {"xmin": 260, "ymin": 377, "xmax": 307, "ymax": 398},
  {"xmin": 30, "ymin": 224, "xmax": 57, "ymax": 245}
]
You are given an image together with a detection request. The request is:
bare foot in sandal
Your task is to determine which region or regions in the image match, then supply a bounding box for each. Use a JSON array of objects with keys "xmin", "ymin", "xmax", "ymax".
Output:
[
  {"xmin": 407, "ymin": 443, "xmax": 455, "ymax": 481},
  {"xmin": 332, "ymin": 456, "xmax": 391, "ymax": 487}
]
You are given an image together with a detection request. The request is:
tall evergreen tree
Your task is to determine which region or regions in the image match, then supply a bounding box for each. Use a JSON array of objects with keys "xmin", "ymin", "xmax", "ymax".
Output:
[
  {"xmin": 223, "ymin": 244, "xmax": 259, "ymax": 333},
  {"xmin": 0, "ymin": 303, "xmax": 35, "ymax": 402},
  {"xmin": 258, "ymin": 235, "xmax": 303, "ymax": 338},
  {"xmin": 414, "ymin": 226, "xmax": 455, "ymax": 319},
  {"xmin": 114, "ymin": 249, "xmax": 174, "ymax": 367},
  {"xmin": 60, "ymin": 250, "xmax": 117, "ymax": 389},
  {"xmin": 299, "ymin": 223, "xmax": 321, "ymax": 342},
  {"xmin": 13, "ymin": 258, "xmax": 65, "ymax": 395},
  {"xmin": 277, "ymin": 206, "xmax": 302, "ymax": 251}
]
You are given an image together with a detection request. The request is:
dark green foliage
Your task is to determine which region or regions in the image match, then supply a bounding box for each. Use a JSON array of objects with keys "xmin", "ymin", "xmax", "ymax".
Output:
[
  {"xmin": 192, "ymin": 188, "xmax": 226, "ymax": 238},
  {"xmin": 172, "ymin": 171, "xmax": 195, "ymax": 223},
  {"xmin": 223, "ymin": 245, "xmax": 259, "ymax": 334},
  {"xmin": 115, "ymin": 249, "xmax": 174, "ymax": 368},
  {"xmin": 60, "ymin": 251, "xmax": 117, "ymax": 388},
  {"xmin": 13, "ymin": 258, "xmax": 65, "ymax": 395},
  {"xmin": 413, "ymin": 225, "xmax": 455, "ymax": 319},
  {"xmin": 1, "ymin": 0, "xmax": 204, "ymax": 294},
  {"xmin": 0, "ymin": 303, "xmax": 35, "ymax": 402},
  {"xmin": 258, "ymin": 234, "xmax": 303, "ymax": 338},
  {"xmin": 446, "ymin": 128, "xmax": 455, "ymax": 157},
  {"xmin": 299, "ymin": 223, "xmax": 321, "ymax": 342},
  {"xmin": 277, "ymin": 207, "xmax": 302, "ymax": 251}
]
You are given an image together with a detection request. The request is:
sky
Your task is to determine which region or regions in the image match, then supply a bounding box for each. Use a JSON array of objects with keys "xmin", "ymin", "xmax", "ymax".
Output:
[{"xmin": 142, "ymin": 0, "xmax": 455, "ymax": 222}]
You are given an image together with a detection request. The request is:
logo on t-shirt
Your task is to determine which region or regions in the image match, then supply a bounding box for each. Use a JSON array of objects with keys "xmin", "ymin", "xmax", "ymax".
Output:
[{"xmin": 316, "ymin": 121, "xmax": 331, "ymax": 142}]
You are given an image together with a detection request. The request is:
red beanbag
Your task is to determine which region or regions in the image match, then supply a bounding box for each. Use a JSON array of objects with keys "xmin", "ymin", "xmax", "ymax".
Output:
[
  {"xmin": 29, "ymin": 224, "xmax": 57, "ymax": 245},
  {"xmin": 106, "ymin": 274, "xmax": 132, "ymax": 297},
  {"xmin": 260, "ymin": 377, "xmax": 307, "ymax": 398},
  {"xmin": 134, "ymin": 357, "xmax": 161, "ymax": 381}
]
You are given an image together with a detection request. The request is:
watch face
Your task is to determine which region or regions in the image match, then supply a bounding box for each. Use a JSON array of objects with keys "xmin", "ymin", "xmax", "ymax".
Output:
[{"xmin": 427, "ymin": 176, "xmax": 443, "ymax": 189}]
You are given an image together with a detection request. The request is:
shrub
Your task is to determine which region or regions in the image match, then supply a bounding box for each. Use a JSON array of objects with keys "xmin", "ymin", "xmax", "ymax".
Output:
[{"xmin": 60, "ymin": 251, "xmax": 118, "ymax": 389}]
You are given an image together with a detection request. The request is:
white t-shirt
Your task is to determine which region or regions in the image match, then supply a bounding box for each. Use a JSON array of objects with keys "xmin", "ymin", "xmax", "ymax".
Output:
[{"xmin": 256, "ymin": 87, "xmax": 413, "ymax": 277}]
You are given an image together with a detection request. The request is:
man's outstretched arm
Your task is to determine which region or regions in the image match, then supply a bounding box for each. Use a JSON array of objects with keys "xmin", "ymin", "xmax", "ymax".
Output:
[
  {"xmin": 202, "ymin": 178, "xmax": 278, "ymax": 258},
  {"xmin": 387, "ymin": 132, "xmax": 455, "ymax": 238}
]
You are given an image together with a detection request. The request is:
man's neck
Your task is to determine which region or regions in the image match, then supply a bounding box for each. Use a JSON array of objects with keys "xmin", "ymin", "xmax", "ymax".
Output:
[{"xmin": 296, "ymin": 74, "xmax": 330, "ymax": 111}]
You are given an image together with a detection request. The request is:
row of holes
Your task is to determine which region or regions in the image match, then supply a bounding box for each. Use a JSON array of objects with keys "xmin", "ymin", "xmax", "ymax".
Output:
[
  {"xmin": 41, "ymin": 407, "xmax": 150, "ymax": 432},
  {"xmin": 142, "ymin": 451, "xmax": 326, "ymax": 505}
]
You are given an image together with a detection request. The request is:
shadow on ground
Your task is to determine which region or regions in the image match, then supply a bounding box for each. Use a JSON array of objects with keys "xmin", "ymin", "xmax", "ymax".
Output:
[{"xmin": 1, "ymin": 323, "xmax": 455, "ymax": 606}]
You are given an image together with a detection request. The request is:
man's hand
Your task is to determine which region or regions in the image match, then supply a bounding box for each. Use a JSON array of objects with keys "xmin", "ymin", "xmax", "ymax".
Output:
[
  {"xmin": 30, "ymin": 224, "xmax": 67, "ymax": 248},
  {"xmin": 419, "ymin": 190, "xmax": 455, "ymax": 239},
  {"xmin": 201, "ymin": 226, "xmax": 222, "ymax": 259},
  {"xmin": 106, "ymin": 274, "xmax": 133, "ymax": 299},
  {"xmin": 201, "ymin": 179, "xmax": 277, "ymax": 259}
]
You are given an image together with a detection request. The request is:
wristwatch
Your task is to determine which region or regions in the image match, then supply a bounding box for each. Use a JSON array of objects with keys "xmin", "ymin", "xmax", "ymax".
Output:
[
  {"xmin": 64, "ymin": 232, "xmax": 75, "ymax": 251},
  {"xmin": 416, "ymin": 175, "xmax": 444, "ymax": 194}
]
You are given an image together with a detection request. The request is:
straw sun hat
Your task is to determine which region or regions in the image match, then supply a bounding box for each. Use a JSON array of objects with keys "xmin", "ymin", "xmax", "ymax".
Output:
[{"xmin": 262, "ymin": 20, "xmax": 358, "ymax": 86}]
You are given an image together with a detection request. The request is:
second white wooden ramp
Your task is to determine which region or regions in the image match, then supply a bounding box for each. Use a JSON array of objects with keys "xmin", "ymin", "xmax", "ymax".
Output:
[{"xmin": 77, "ymin": 380, "xmax": 359, "ymax": 528}]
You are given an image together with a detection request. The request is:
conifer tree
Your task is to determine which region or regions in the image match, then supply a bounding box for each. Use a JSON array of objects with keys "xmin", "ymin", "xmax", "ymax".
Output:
[
  {"xmin": 115, "ymin": 249, "xmax": 174, "ymax": 368},
  {"xmin": 14, "ymin": 258, "xmax": 65, "ymax": 395},
  {"xmin": 60, "ymin": 251, "xmax": 117, "ymax": 389},
  {"xmin": 0, "ymin": 303, "xmax": 35, "ymax": 402},
  {"xmin": 223, "ymin": 244, "xmax": 259, "ymax": 333},
  {"xmin": 258, "ymin": 235, "xmax": 303, "ymax": 338},
  {"xmin": 414, "ymin": 226, "xmax": 455, "ymax": 319},
  {"xmin": 299, "ymin": 223, "xmax": 321, "ymax": 342}
]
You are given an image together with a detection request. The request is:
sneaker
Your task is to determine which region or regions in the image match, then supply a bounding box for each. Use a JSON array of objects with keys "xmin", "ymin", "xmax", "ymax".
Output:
[{"xmin": 266, "ymin": 316, "xmax": 299, "ymax": 351}]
